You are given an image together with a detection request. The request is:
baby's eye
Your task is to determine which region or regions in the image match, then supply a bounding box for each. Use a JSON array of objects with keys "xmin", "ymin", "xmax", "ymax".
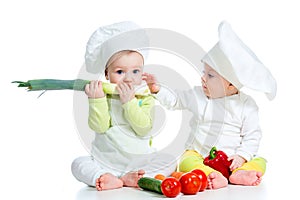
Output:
[
  {"xmin": 116, "ymin": 70, "xmax": 124, "ymax": 74},
  {"xmin": 208, "ymin": 74, "xmax": 214, "ymax": 78},
  {"xmin": 133, "ymin": 69, "xmax": 140, "ymax": 74}
]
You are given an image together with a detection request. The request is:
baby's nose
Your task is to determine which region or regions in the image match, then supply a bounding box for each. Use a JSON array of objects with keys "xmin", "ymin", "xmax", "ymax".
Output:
[{"xmin": 123, "ymin": 72, "xmax": 134, "ymax": 81}]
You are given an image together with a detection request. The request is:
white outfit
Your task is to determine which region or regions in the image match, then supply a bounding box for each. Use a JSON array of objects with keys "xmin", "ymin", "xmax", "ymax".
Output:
[
  {"xmin": 73, "ymin": 21, "xmax": 176, "ymax": 187},
  {"xmin": 72, "ymin": 96, "xmax": 176, "ymax": 187},
  {"xmin": 155, "ymin": 86, "xmax": 261, "ymax": 162}
]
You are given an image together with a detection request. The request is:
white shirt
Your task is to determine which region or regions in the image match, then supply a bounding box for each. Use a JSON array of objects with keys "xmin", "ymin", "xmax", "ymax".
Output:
[
  {"xmin": 91, "ymin": 97, "xmax": 155, "ymax": 172},
  {"xmin": 155, "ymin": 86, "xmax": 261, "ymax": 161}
]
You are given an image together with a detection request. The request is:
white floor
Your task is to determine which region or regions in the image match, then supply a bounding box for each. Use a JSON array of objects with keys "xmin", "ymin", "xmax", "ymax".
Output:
[{"xmin": 75, "ymin": 183, "xmax": 268, "ymax": 200}]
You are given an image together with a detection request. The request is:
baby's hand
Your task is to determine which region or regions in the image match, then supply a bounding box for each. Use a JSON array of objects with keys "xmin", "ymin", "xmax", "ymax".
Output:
[
  {"xmin": 117, "ymin": 82, "xmax": 135, "ymax": 104},
  {"xmin": 142, "ymin": 73, "xmax": 160, "ymax": 94},
  {"xmin": 85, "ymin": 80, "xmax": 105, "ymax": 98},
  {"xmin": 228, "ymin": 155, "xmax": 246, "ymax": 171}
]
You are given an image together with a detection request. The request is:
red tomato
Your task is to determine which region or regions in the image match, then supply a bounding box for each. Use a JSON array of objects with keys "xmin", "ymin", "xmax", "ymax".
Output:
[
  {"xmin": 179, "ymin": 172, "xmax": 201, "ymax": 195},
  {"xmin": 191, "ymin": 169, "xmax": 208, "ymax": 191},
  {"xmin": 161, "ymin": 177, "xmax": 181, "ymax": 198}
]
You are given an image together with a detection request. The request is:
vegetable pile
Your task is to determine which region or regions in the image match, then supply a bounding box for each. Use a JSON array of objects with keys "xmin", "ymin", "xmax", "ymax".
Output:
[
  {"xmin": 138, "ymin": 177, "xmax": 181, "ymax": 198},
  {"xmin": 138, "ymin": 169, "xmax": 208, "ymax": 198}
]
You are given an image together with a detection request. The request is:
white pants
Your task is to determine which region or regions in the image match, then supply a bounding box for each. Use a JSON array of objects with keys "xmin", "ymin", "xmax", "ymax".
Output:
[{"xmin": 71, "ymin": 153, "xmax": 177, "ymax": 187}]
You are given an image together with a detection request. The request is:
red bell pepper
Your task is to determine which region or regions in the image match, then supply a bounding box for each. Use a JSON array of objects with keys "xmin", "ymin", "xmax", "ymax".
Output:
[{"xmin": 203, "ymin": 147, "xmax": 232, "ymax": 179}]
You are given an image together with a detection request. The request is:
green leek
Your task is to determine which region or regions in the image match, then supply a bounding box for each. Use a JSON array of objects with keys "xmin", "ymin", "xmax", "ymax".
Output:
[{"xmin": 12, "ymin": 79, "xmax": 149, "ymax": 96}]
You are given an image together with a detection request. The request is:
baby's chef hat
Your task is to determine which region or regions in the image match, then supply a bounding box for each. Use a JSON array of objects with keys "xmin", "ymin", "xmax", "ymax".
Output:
[
  {"xmin": 202, "ymin": 21, "xmax": 277, "ymax": 100},
  {"xmin": 85, "ymin": 21, "xmax": 149, "ymax": 74}
]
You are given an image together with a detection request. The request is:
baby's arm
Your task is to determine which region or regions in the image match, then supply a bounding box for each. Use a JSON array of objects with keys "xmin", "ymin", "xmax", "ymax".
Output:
[
  {"xmin": 236, "ymin": 98, "xmax": 262, "ymax": 162},
  {"xmin": 85, "ymin": 80, "xmax": 105, "ymax": 98},
  {"xmin": 226, "ymin": 101, "xmax": 260, "ymax": 171},
  {"xmin": 116, "ymin": 82, "xmax": 135, "ymax": 104},
  {"xmin": 122, "ymin": 95, "xmax": 155, "ymax": 137},
  {"xmin": 143, "ymin": 73, "xmax": 196, "ymax": 110},
  {"xmin": 142, "ymin": 73, "xmax": 160, "ymax": 94},
  {"xmin": 85, "ymin": 80, "xmax": 111, "ymax": 133},
  {"xmin": 228, "ymin": 155, "xmax": 246, "ymax": 171}
]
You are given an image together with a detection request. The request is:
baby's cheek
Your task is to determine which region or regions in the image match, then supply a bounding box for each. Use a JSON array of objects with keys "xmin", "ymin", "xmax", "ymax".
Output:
[{"xmin": 134, "ymin": 78, "xmax": 143, "ymax": 85}]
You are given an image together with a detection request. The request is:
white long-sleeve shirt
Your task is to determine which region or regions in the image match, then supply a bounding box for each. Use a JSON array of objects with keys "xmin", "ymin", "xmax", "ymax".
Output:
[{"xmin": 155, "ymin": 86, "xmax": 261, "ymax": 161}]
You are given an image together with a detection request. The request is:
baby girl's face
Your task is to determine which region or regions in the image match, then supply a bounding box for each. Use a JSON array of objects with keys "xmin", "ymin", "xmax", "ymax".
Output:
[
  {"xmin": 201, "ymin": 63, "xmax": 236, "ymax": 99},
  {"xmin": 106, "ymin": 52, "xmax": 144, "ymax": 85}
]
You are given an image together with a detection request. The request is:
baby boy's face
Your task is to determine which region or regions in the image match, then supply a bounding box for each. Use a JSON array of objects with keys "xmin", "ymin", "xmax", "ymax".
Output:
[
  {"xmin": 201, "ymin": 64, "xmax": 235, "ymax": 99},
  {"xmin": 106, "ymin": 51, "xmax": 144, "ymax": 86}
]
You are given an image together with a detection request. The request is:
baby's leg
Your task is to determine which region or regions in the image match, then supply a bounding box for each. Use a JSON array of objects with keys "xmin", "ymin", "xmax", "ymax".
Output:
[
  {"xmin": 95, "ymin": 173, "xmax": 123, "ymax": 191},
  {"xmin": 229, "ymin": 157, "xmax": 266, "ymax": 186},
  {"xmin": 120, "ymin": 169, "xmax": 145, "ymax": 187},
  {"xmin": 207, "ymin": 172, "xmax": 228, "ymax": 189},
  {"xmin": 140, "ymin": 152, "xmax": 177, "ymax": 178},
  {"xmin": 71, "ymin": 156, "xmax": 109, "ymax": 187},
  {"xmin": 229, "ymin": 170, "xmax": 262, "ymax": 186},
  {"xmin": 95, "ymin": 170, "xmax": 145, "ymax": 190}
]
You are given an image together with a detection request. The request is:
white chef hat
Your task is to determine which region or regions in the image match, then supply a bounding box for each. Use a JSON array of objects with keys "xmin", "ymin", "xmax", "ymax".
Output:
[
  {"xmin": 85, "ymin": 21, "xmax": 149, "ymax": 74},
  {"xmin": 202, "ymin": 21, "xmax": 277, "ymax": 100}
]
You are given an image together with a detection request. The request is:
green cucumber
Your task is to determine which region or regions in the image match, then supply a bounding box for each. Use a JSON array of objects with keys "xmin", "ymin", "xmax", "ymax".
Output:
[{"xmin": 138, "ymin": 177, "xmax": 163, "ymax": 194}]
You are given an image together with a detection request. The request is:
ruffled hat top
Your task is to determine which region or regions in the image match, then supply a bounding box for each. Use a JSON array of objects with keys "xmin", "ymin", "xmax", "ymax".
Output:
[{"xmin": 85, "ymin": 21, "xmax": 148, "ymax": 74}]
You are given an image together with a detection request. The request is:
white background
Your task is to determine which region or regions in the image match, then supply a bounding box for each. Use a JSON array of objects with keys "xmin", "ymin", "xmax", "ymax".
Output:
[{"xmin": 1, "ymin": 0, "xmax": 299, "ymax": 199}]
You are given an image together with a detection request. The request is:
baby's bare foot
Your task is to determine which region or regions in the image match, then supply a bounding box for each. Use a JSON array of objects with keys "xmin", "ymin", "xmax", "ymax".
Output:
[
  {"xmin": 229, "ymin": 170, "xmax": 262, "ymax": 186},
  {"xmin": 207, "ymin": 172, "xmax": 228, "ymax": 189},
  {"xmin": 95, "ymin": 173, "xmax": 123, "ymax": 191},
  {"xmin": 120, "ymin": 169, "xmax": 145, "ymax": 187}
]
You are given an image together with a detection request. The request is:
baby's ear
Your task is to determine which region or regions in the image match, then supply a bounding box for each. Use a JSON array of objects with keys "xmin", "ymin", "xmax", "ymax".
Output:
[
  {"xmin": 105, "ymin": 69, "xmax": 109, "ymax": 80},
  {"xmin": 228, "ymin": 83, "xmax": 239, "ymax": 93}
]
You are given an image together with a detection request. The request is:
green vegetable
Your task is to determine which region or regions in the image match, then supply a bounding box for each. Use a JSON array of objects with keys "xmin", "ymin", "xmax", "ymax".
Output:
[
  {"xmin": 12, "ymin": 79, "xmax": 150, "ymax": 96},
  {"xmin": 138, "ymin": 177, "xmax": 163, "ymax": 194},
  {"xmin": 12, "ymin": 79, "xmax": 118, "ymax": 94}
]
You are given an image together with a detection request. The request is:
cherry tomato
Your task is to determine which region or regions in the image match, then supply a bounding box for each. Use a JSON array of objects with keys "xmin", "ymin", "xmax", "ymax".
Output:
[
  {"xmin": 161, "ymin": 177, "xmax": 181, "ymax": 198},
  {"xmin": 191, "ymin": 169, "xmax": 208, "ymax": 191},
  {"xmin": 179, "ymin": 172, "xmax": 201, "ymax": 195}
]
